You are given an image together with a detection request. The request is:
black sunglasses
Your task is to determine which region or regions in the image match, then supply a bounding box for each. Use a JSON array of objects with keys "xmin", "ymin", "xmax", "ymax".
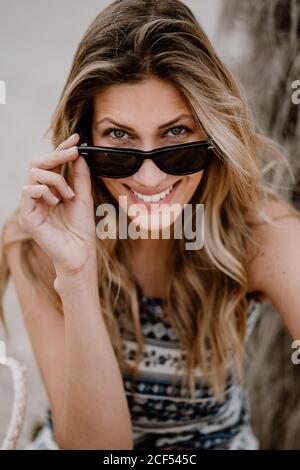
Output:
[{"xmin": 77, "ymin": 139, "xmax": 215, "ymax": 179}]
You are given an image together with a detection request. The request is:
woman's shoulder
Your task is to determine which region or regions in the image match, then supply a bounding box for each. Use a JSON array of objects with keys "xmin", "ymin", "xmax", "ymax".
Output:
[
  {"xmin": 246, "ymin": 193, "xmax": 297, "ymax": 225},
  {"xmin": 245, "ymin": 194, "xmax": 300, "ymax": 301}
]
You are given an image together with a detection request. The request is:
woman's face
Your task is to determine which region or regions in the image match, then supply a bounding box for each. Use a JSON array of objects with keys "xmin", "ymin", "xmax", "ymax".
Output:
[{"xmin": 91, "ymin": 76, "xmax": 206, "ymax": 234}]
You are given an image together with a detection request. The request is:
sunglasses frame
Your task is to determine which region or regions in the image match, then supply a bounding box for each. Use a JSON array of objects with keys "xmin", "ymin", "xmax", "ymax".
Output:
[{"xmin": 77, "ymin": 138, "xmax": 215, "ymax": 178}]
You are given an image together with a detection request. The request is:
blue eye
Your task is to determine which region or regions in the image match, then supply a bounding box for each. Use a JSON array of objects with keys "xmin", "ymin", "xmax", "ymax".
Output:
[
  {"xmin": 167, "ymin": 126, "xmax": 190, "ymax": 137},
  {"xmin": 106, "ymin": 128, "xmax": 128, "ymax": 139},
  {"xmin": 104, "ymin": 125, "xmax": 191, "ymax": 141}
]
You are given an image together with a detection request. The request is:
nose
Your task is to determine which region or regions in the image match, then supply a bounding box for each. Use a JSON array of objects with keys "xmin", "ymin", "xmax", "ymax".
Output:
[{"xmin": 132, "ymin": 158, "xmax": 168, "ymax": 187}]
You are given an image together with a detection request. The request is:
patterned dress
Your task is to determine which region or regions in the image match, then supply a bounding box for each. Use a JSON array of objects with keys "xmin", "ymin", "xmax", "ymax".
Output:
[{"xmin": 24, "ymin": 288, "xmax": 261, "ymax": 450}]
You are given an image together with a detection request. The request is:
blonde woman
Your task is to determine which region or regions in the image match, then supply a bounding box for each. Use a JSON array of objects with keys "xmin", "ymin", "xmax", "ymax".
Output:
[{"xmin": 1, "ymin": 0, "xmax": 300, "ymax": 450}]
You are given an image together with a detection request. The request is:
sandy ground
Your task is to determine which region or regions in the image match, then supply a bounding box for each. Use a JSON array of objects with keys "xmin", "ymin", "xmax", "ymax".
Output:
[{"xmin": 0, "ymin": 0, "xmax": 223, "ymax": 449}]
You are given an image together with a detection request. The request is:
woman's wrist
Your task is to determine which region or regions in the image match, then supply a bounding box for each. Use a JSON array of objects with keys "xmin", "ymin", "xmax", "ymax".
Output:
[{"xmin": 53, "ymin": 256, "xmax": 99, "ymax": 297}]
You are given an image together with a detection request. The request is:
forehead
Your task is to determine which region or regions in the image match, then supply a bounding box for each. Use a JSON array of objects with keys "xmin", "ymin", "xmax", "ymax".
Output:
[{"xmin": 93, "ymin": 76, "xmax": 192, "ymax": 125}]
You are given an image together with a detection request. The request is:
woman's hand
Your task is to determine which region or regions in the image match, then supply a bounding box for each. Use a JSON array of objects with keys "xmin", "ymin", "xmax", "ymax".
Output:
[{"xmin": 18, "ymin": 133, "xmax": 97, "ymax": 276}]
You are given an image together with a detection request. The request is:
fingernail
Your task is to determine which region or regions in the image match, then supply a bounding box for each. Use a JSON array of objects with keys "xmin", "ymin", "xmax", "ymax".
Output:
[
  {"xmin": 66, "ymin": 133, "xmax": 77, "ymax": 141},
  {"xmin": 65, "ymin": 146, "xmax": 77, "ymax": 155},
  {"xmin": 67, "ymin": 186, "xmax": 75, "ymax": 198}
]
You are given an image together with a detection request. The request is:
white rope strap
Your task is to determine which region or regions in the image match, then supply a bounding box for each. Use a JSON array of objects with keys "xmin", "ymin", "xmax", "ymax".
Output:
[{"xmin": 0, "ymin": 356, "xmax": 27, "ymax": 450}]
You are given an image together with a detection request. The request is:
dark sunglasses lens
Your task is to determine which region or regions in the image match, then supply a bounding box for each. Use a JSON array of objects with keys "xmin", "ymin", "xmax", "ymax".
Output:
[
  {"xmin": 85, "ymin": 150, "xmax": 140, "ymax": 178},
  {"xmin": 157, "ymin": 146, "xmax": 209, "ymax": 175},
  {"xmin": 80, "ymin": 142, "xmax": 212, "ymax": 178}
]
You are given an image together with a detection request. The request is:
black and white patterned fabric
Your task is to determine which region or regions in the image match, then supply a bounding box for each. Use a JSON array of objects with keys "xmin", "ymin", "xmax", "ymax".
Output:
[{"xmin": 25, "ymin": 288, "xmax": 261, "ymax": 450}]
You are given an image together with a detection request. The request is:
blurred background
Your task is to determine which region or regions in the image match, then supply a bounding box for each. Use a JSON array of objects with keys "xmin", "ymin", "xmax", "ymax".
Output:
[{"xmin": 0, "ymin": 0, "xmax": 299, "ymax": 449}]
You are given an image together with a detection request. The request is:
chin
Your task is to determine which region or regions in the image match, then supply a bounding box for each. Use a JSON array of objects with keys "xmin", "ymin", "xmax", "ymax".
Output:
[{"xmin": 126, "ymin": 202, "xmax": 184, "ymax": 239}]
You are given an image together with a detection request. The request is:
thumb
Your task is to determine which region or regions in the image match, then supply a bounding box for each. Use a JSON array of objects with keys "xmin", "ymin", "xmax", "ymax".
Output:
[{"xmin": 72, "ymin": 155, "xmax": 92, "ymax": 201}]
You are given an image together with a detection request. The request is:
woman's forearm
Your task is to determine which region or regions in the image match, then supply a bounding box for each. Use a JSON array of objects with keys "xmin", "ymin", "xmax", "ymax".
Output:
[{"xmin": 53, "ymin": 260, "xmax": 133, "ymax": 450}]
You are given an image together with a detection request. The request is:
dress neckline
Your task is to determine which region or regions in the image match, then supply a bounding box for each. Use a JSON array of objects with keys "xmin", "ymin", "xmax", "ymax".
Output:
[
  {"xmin": 134, "ymin": 280, "xmax": 261, "ymax": 311},
  {"xmin": 134, "ymin": 280, "xmax": 164, "ymax": 305}
]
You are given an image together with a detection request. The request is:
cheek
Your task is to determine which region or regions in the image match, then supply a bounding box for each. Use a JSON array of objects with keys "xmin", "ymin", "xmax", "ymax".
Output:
[
  {"xmin": 101, "ymin": 178, "xmax": 124, "ymax": 198},
  {"xmin": 181, "ymin": 173, "xmax": 203, "ymax": 196}
]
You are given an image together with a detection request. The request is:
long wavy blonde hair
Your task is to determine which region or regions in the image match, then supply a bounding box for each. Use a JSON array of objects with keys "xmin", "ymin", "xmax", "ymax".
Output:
[{"xmin": 0, "ymin": 0, "xmax": 298, "ymax": 401}]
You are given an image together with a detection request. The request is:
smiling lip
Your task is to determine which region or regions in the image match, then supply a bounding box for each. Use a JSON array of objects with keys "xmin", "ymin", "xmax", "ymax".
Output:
[
  {"xmin": 125, "ymin": 181, "xmax": 180, "ymax": 196},
  {"xmin": 124, "ymin": 180, "xmax": 181, "ymax": 206}
]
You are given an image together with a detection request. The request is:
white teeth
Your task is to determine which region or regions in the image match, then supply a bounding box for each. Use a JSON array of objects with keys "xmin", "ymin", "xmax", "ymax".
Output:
[{"xmin": 131, "ymin": 184, "xmax": 173, "ymax": 202}]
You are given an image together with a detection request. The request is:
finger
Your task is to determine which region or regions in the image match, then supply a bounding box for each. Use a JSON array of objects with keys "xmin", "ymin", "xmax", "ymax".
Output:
[
  {"xmin": 27, "ymin": 167, "xmax": 75, "ymax": 200},
  {"xmin": 56, "ymin": 133, "xmax": 80, "ymax": 151},
  {"xmin": 29, "ymin": 146, "xmax": 79, "ymax": 173},
  {"xmin": 55, "ymin": 134, "xmax": 80, "ymax": 183},
  {"xmin": 71, "ymin": 155, "xmax": 92, "ymax": 201},
  {"xmin": 20, "ymin": 184, "xmax": 60, "ymax": 220}
]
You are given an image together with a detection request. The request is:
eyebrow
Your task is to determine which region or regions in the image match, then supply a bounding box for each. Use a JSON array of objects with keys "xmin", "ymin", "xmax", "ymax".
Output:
[{"xmin": 95, "ymin": 113, "xmax": 195, "ymax": 131}]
